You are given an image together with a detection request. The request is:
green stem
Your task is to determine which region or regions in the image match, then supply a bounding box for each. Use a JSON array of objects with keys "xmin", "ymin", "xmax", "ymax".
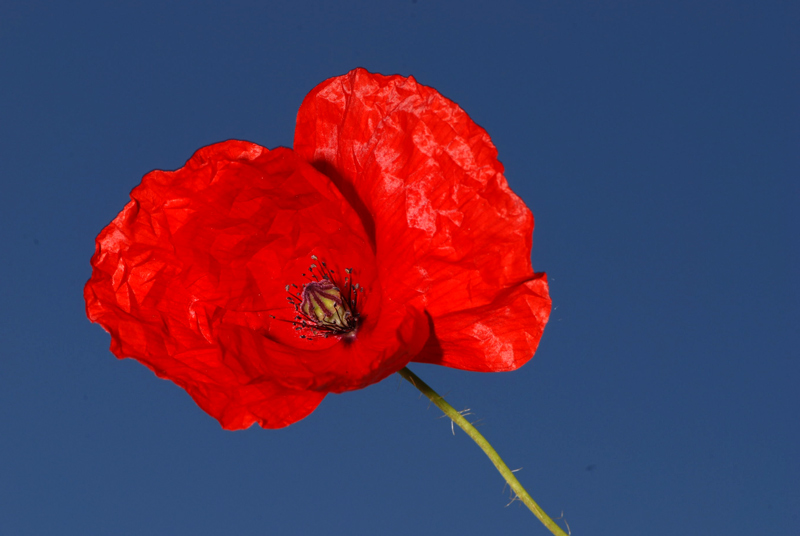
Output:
[{"xmin": 398, "ymin": 367, "xmax": 569, "ymax": 536}]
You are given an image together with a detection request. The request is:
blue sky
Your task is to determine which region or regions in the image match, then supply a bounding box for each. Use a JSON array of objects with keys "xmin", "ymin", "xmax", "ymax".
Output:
[{"xmin": 1, "ymin": 1, "xmax": 797, "ymax": 535}]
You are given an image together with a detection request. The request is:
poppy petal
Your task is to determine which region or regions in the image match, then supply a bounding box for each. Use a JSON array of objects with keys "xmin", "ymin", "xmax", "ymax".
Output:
[
  {"xmin": 85, "ymin": 140, "xmax": 422, "ymax": 427},
  {"xmin": 294, "ymin": 68, "xmax": 551, "ymax": 371},
  {"xmin": 411, "ymin": 274, "xmax": 551, "ymax": 372}
]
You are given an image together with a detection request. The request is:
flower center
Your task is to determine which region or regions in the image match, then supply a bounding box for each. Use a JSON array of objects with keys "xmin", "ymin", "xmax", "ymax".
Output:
[
  {"xmin": 300, "ymin": 279, "xmax": 355, "ymax": 333},
  {"xmin": 283, "ymin": 256, "xmax": 362, "ymax": 341}
]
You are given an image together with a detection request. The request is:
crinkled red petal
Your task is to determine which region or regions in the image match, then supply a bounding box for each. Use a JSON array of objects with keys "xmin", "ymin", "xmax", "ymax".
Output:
[
  {"xmin": 85, "ymin": 140, "xmax": 427, "ymax": 428},
  {"xmin": 294, "ymin": 68, "xmax": 551, "ymax": 372}
]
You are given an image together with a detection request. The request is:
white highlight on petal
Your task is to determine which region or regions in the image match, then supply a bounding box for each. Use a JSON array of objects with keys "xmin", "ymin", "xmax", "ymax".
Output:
[
  {"xmin": 406, "ymin": 177, "xmax": 437, "ymax": 235},
  {"xmin": 471, "ymin": 323, "xmax": 515, "ymax": 369},
  {"xmin": 241, "ymin": 144, "xmax": 263, "ymax": 160},
  {"xmin": 189, "ymin": 297, "xmax": 214, "ymax": 344}
]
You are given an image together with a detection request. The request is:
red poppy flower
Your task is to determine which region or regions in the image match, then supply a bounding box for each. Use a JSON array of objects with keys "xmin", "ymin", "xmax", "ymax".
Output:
[{"xmin": 85, "ymin": 68, "xmax": 551, "ymax": 430}]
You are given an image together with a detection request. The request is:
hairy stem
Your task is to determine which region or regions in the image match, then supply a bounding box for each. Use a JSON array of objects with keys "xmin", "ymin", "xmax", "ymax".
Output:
[{"xmin": 398, "ymin": 367, "xmax": 569, "ymax": 536}]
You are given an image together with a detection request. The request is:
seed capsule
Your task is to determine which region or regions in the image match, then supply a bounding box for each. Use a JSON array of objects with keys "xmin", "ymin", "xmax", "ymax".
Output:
[{"xmin": 299, "ymin": 279, "xmax": 356, "ymax": 334}]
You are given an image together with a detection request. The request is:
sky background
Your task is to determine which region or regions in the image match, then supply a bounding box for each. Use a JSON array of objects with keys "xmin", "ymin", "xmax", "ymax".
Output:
[{"xmin": 1, "ymin": 1, "xmax": 797, "ymax": 535}]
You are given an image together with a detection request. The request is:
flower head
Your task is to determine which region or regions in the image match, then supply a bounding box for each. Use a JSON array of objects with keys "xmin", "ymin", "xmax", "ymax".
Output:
[{"xmin": 85, "ymin": 68, "xmax": 551, "ymax": 430}]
